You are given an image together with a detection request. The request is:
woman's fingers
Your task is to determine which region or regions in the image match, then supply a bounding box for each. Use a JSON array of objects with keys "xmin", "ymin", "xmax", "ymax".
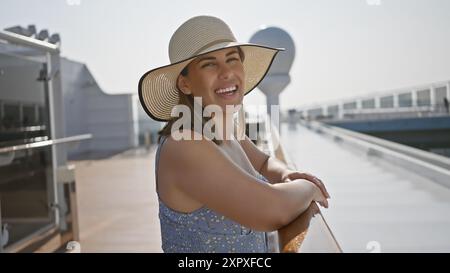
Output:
[
  {"xmin": 302, "ymin": 173, "xmax": 330, "ymax": 199},
  {"xmin": 311, "ymin": 183, "xmax": 329, "ymax": 209},
  {"xmin": 317, "ymin": 178, "xmax": 331, "ymax": 199},
  {"xmin": 288, "ymin": 171, "xmax": 331, "ymax": 206},
  {"xmin": 317, "ymin": 199, "xmax": 329, "ymax": 208}
]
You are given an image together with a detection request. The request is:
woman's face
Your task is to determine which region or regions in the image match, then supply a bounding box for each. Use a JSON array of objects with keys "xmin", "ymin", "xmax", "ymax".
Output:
[{"xmin": 177, "ymin": 47, "xmax": 245, "ymax": 112}]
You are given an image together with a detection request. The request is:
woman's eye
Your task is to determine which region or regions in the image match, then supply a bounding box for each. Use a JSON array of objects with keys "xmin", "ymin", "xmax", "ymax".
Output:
[
  {"xmin": 227, "ymin": 58, "xmax": 239, "ymax": 63},
  {"xmin": 202, "ymin": 63, "xmax": 215, "ymax": 68}
]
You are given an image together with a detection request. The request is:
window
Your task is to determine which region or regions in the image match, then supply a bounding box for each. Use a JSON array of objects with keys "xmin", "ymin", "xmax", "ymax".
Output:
[
  {"xmin": 343, "ymin": 102, "xmax": 357, "ymax": 110},
  {"xmin": 362, "ymin": 99, "xmax": 375, "ymax": 109},
  {"xmin": 417, "ymin": 89, "xmax": 431, "ymax": 106},
  {"xmin": 398, "ymin": 93, "xmax": 412, "ymax": 107},
  {"xmin": 380, "ymin": 96, "xmax": 394, "ymax": 108},
  {"xmin": 435, "ymin": 86, "xmax": 447, "ymax": 105}
]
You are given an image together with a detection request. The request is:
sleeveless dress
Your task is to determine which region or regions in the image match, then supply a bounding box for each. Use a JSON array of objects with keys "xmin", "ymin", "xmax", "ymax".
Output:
[{"xmin": 155, "ymin": 135, "xmax": 270, "ymax": 253}]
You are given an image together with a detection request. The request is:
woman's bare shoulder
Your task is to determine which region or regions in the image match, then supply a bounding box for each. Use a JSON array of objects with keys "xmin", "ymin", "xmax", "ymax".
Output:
[
  {"xmin": 160, "ymin": 129, "xmax": 223, "ymax": 175},
  {"xmin": 163, "ymin": 129, "xmax": 216, "ymax": 155}
]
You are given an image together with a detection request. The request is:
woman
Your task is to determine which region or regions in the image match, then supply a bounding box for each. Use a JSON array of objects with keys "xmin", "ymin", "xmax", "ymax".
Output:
[{"xmin": 138, "ymin": 15, "xmax": 330, "ymax": 253}]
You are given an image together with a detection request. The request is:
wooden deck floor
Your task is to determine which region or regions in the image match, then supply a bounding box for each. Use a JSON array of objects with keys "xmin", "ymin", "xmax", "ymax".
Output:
[{"xmin": 72, "ymin": 146, "xmax": 162, "ymax": 252}]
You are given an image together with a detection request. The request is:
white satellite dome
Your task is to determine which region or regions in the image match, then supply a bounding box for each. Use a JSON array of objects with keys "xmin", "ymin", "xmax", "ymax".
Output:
[
  {"xmin": 249, "ymin": 26, "xmax": 296, "ymax": 121},
  {"xmin": 250, "ymin": 26, "xmax": 295, "ymax": 75}
]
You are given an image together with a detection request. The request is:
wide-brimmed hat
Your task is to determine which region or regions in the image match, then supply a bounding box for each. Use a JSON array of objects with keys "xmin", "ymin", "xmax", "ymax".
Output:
[{"xmin": 138, "ymin": 15, "xmax": 284, "ymax": 121}]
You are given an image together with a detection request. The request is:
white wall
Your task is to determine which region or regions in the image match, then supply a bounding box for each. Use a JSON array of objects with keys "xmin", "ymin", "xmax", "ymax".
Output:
[{"xmin": 61, "ymin": 58, "xmax": 138, "ymax": 159}]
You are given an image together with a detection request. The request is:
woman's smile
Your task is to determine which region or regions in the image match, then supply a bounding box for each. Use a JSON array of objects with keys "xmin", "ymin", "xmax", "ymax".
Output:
[{"xmin": 214, "ymin": 84, "xmax": 240, "ymax": 100}]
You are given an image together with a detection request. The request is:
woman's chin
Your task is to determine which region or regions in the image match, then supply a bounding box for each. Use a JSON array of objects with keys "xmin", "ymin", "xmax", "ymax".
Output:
[
  {"xmin": 205, "ymin": 94, "xmax": 243, "ymax": 113},
  {"xmin": 221, "ymin": 99, "xmax": 243, "ymax": 112}
]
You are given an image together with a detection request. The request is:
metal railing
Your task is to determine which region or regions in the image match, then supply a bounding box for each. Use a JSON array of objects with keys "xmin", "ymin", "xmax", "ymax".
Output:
[
  {"xmin": 320, "ymin": 122, "xmax": 450, "ymax": 170},
  {"xmin": 304, "ymin": 120, "xmax": 450, "ymax": 189},
  {"xmin": 310, "ymin": 103, "xmax": 450, "ymax": 122},
  {"xmin": 0, "ymin": 30, "xmax": 59, "ymax": 53},
  {"xmin": 0, "ymin": 134, "xmax": 92, "ymax": 154},
  {"xmin": 338, "ymin": 104, "xmax": 450, "ymax": 121}
]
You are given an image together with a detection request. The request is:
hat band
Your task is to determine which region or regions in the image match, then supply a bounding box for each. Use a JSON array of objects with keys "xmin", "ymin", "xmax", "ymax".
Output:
[{"xmin": 191, "ymin": 39, "xmax": 236, "ymax": 57}]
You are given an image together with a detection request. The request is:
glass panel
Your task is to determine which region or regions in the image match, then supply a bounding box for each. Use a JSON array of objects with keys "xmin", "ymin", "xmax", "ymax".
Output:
[
  {"xmin": 22, "ymin": 104, "xmax": 37, "ymax": 126},
  {"xmin": 0, "ymin": 146, "xmax": 54, "ymax": 248},
  {"xmin": 362, "ymin": 99, "xmax": 375, "ymax": 109},
  {"xmin": 327, "ymin": 105, "xmax": 339, "ymax": 118},
  {"xmin": 435, "ymin": 86, "xmax": 447, "ymax": 105},
  {"xmin": 398, "ymin": 92, "xmax": 412, "ymax": 107},
  {"xmin": 0, "ymin": 52, "xmax": 54, "ymax": 250},
  {"xmin": 380, "ymin": 96, "xmax": 394, "ymax": 108},
  {"xmin": 307, "ymin": 108, "xmax": 323, "ymax": 118},
  {"xmin": 343, "ymin": 102, "xmax": 357, "ymax": 110},
  {"xmin": 417, "ymin": 89, "xmax": 431, "ymax": 106}
]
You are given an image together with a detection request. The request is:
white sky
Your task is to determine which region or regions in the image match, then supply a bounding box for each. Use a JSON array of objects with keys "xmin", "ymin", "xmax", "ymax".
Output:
[{"xmin": 1, "ymin": 0, "xmax": 450, "ymax": 110}]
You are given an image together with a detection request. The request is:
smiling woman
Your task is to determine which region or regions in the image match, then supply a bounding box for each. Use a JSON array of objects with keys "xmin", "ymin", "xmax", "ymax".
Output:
[
  {"xmin": 165, "ymin": 46, "xmax": 247, "ymax": 143},
  {"xmin": 138, "ymin": 15, "xmax": 330, "ymax": 253},
  {"xmin": 178, "ymin": 47, "xmax": 245, "ymax": 107}
]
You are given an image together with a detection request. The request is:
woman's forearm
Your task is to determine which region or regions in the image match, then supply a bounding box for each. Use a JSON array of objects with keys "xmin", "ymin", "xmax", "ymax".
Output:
[
  {"xmin": 259, "ymin": 156, "xmax": 293, "ymax": 184},
  {"xmin": 272, "ymin": 179, "xmax": 317, "ymax": 226}
]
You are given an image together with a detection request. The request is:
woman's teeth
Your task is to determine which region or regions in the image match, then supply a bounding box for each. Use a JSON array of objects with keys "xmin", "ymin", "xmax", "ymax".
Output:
[{"xmin": 215, "ymin": 85, "xmax": 237, "ymax": 94}]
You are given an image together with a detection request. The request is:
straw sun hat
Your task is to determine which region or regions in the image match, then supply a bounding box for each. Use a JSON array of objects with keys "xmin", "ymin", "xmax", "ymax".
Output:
[{"xmin": 138, "ymin": 15, "xmax": 284, "ymax": 121}]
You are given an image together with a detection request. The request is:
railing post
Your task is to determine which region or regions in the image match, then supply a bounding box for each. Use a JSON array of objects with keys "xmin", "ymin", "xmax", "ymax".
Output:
[
  {"xmin": 430, "ymin": 85, "xmax": 436, "ymax": 111},
  {"xmin": 393, "ymin": 93, "xmax": 399, "ymax": 108},
  {"xmin": 412, "ymin": 89, "xmax": 418, "ymax": 107},
  {"xmin": 447, "ymin": 81, "xmax": 450, "ymax": 100},
  {"xmin": 338, "ymin": 102, "xmax": 344, "ymax": 120},
  {"xmin": 374, "ymin": 96, "xmax": 380, "ymax": 109}
]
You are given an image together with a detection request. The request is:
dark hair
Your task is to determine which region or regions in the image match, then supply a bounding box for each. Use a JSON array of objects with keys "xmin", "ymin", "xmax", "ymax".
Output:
[{"xmin": 180, "ymin": 65, "xmax": 189, "ymax": 77}]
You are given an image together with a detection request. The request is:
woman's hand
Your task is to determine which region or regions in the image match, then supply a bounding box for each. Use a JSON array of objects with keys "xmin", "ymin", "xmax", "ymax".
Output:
[
  {"xmin": 282, "ymin": 171, "xmax": 331, "ymax": 208},
  {"xmin": 310, "ymin": 181, "xmax": 329, "ymax": 208}
]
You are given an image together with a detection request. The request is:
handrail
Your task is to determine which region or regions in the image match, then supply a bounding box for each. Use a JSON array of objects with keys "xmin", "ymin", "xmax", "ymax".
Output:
[
  {"xmin": 0, "ymin": 125, "xmax": 47, "ymax": 133},
  {"xmin": 0, "ymin": 134, "xmax": 92, "ymax": 154},
  {"xmin": 304, "ymin": 120, "xmax": 450, "ymax": 189},
  {"xmin": 343, "ymin": 105, "xmax": 436, "ymax": 115},
  {"xmin": 277, "ymin": 202, "xmax": 342, "ymax": 252},
  {"xmin": 295, "ymin": 79, "xmax": 450, "ymax": 115},
  {"xmin": 0, "ymin": 30, "xmax": 59, "ymax": 53},
  {"xmin": 319, "ymin": 121, "xmax": 450, "ymax": 170},
  {"xmin": 263, "ymin": 122, "xmax": 342, "ymax": 253}
]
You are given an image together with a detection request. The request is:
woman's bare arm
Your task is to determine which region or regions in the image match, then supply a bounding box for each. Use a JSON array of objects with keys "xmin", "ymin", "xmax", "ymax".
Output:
[
  {"xmin": 239, "ymin": 135, "xmax": 330, "ymax": 207},
  {"xmin": 239, "ymin": 136, "xmax": 293, "ymax": 184},
  {"xmin": 162, "ymin": 132, "xmax": 326, "ymax": 231}
]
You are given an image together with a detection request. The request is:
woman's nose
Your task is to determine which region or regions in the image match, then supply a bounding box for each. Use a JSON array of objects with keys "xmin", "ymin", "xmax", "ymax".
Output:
[{"xmin": 218, "ymin": 63, "xmax": 233, "ymax": 80}]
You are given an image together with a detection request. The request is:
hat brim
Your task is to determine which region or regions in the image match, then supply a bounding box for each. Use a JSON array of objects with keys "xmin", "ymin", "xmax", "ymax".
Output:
[{"xmin": 138, "ymin": 43, "xmax": 284, "ymax": 122}]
